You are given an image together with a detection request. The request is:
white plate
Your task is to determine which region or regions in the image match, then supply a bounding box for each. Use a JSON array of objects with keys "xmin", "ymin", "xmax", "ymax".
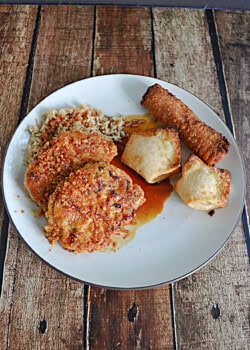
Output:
[{"xmin": 2, "ymin": 74, "xmax": 245, "ymax": 289}]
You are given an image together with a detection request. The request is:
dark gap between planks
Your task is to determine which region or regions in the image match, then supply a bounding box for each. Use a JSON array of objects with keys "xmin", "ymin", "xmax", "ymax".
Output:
[
  {"xmin": 18, "ymin": 6, "xmax": 42, "ymax": 123},
  {"xmin": 1, "ymin": 1, "xmax": 250, "ymax": 11},
  {"xmin": 90, "ymin": 6, "xmax": 97, "ymax": 77},
  {"xmin": 83, "ymin": 5, "xmax": 96, "ymax": 345},
  {"xmin": 0, "ymin": 213, "xmax": 10, "ymax": 296},
  {"xmin": 151, "ymin": 7, "xmax": 178, "ymax": 349},
  {"xmin": 242, "ymin": 207, "xmax": 250, "ymax": 264},
  {"xmin": 0, "ymin": 6, "xmax": 41, "ymax": 297},
  {"xmin": 206, "ymin": 9, "xmax": 250, "ymax": 263},
  {"xmin": 169, "ymin": 284, "xmax": 178, "ymax": 350},
  {"xmin": 83, "ymin": 284, "xmax": 90, "ymax": 347},
  {"xmin": 206, "ymin": 10, "xmax": 233, "ymax": 134},
  {"xmin": 150, "ymin": 8, "xmax": 157, "ymax": 78}
]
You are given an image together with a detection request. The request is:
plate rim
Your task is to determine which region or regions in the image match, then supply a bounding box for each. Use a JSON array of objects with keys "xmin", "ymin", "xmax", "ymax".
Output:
[{"xmin": 1, "ymin": 73, "xmax": 246, "ymax": 290}]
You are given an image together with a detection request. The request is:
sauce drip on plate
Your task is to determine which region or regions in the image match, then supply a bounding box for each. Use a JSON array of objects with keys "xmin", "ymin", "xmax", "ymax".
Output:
[
  {"xmin": 106, "ymin": 113, "xmax": 173, "ymax": 252},
  {"xmin": 112, "ymin": 156, "xmax": 172, "ymax": 226}
]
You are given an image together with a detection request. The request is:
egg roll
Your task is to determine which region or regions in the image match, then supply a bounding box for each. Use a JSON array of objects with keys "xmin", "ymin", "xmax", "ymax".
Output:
[{"xmin": 141, "ymin": 84, "xmax": 230, "ymax": 165}]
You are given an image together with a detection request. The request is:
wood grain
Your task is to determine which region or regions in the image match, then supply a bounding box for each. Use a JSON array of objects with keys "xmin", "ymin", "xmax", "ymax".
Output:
[
  {"xmin": 1, "ymin": 6, "xmax": 94, "ymax": 349},
  {"xmin": 215, "ymin": 10, "xmax": 250, "ymax": 217},
  {"xmin": 153, "ymin": 8, "xmax": 223, "ymax": 115},
  {"xmin": 94, "ymin": 6, "xmax": 154, "ymax": 77},
  {"xmin": 0, "ymin": 7, "xmax": 36, "ymax": 346},
  {"xmin": 1, "ymin": 5, "xmax": 249, "ymax": 350},
  {"xmin": 87, "ymin": 6, "xmax": 174, "ymax": 350},
  {"xmin": 153, "ymin": 8, "xmax": 250, "ymax": 349},
  {"xmin": 87, "ymin": 288, "xmax": 173, "ymax": 349},
  {"xmin": 0, "ymin": 5, "xmax": 36, "ymax": 237},
  {"xmin": 29, "ymin": 5, "xmax": 94, "ymax": 110}
]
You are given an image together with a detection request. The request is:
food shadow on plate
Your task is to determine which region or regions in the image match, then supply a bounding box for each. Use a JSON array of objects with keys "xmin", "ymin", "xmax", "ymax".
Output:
[
  {"xmin": 169, "ymin": 140, "xmax": 191, "ymax": 186},
  {"xmin": 120, "ymin": 76, "xmax": 153, "ymax": 111}
]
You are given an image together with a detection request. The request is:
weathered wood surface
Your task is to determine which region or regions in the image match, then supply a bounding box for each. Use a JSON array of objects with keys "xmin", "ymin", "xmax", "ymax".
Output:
[
  {"xmin": 93, "ymin": 6, "xmax": 154, "ymax": 77},
  {"xmin": 153, "ymin": 8, "xmax": 250, "ymax": 349},
  {"xmin": 1, "ymin": 5, "xmax": 94, "ymax": 350},
  {"xmin": 28, "ymin": 5, "xmax": 94, "ymax": 110},
  {"xmin": 0, "ymin": 7, "xmax": 37, "ymax": 347},
  {"xmin": 89, "ymin": 7, "xmax": 173, "ymax": 349},
  {"xmin": 215, "ymin": 10, "xmax": 250, "ymax": 217},
  {"xmin": 0, "ymin": 5, "xmax": 249, "ymax": 350},
  {"xmin": 87, "ymin": 288, "xmax": 173, "ymax": 349},
  {"xmin": 0, "ymin": 5, "xmax": 36, "ymax": 241}
]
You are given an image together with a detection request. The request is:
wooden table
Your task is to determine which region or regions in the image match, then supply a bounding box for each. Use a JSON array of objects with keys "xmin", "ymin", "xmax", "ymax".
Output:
[{"xmin": 0, "ymin": 5, "xmax": 249, "ymax": 349}]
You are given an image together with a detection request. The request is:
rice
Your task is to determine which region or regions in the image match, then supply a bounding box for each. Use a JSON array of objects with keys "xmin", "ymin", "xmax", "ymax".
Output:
[{"xmin": 26, "ymin": 104, "xmax": 126, "ymax": 164}]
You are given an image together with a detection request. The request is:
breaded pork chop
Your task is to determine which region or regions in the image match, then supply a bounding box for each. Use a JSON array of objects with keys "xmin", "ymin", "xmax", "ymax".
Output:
[
  {"xmin": 45, "ymin": 163, "xmax": 145, "ymax": 253},
  {"xmin": 24, "ymin": 131, "xmax": 117, "ymax": 211}
]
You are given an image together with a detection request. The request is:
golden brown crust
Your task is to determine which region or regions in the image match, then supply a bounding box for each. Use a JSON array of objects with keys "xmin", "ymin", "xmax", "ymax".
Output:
[
  {"xmin": 141, "ymin": 84, "xmax": 230, "ymax": 165},
  {"xmin": 24, "ymin": 131, "xmax": 118, "ymax": 211},
  {"xmin": 45, "ymin": 163, "xmax": 145, "ymax": 253},
  {"xmin": 174, "ymin": 154, "xmax": 230, "ymax": 210},
  {"xmin": 121, "ymin": 127, "xmax": 181, "ymax": 183}
]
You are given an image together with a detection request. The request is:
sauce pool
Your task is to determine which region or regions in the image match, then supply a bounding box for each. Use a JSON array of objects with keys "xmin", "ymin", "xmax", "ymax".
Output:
[
  {"xmin": 112, "ymin": 156, "xmax": 172, "ymax": 227},
  {"xmin": 113, "ymin": 113, "xmax": 173, "ymax": 228}
]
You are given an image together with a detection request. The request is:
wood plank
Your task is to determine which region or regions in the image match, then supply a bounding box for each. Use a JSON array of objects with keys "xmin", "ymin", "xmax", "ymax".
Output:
[
  {"xmin": 0, "ymin": 5, "xmax": 37, "ymax": 235},
  {"xmin": 0, "ymin": 7, "xmax": 37, "ymax": 348},
  {"xmin": 2, "ymin": 6, "xmax": 248, "ymax": 350},
  {"xmin": 153, "ymin": 8, "xmax": 223, "ymax": 115},
  {"xmin": 215, "ymin": 10, "xmax": 250, "ymax": 218},
  {"xmin": 93, "ymin": 6, "xmax": 154, "ymax": 76},
  {"xmin": 173, "ymin": 225, "xmax": 250, "ymax": 349},
  {"xmin": 153, "ymin": 8, "xmax": 250, "ymax": 349},
  {"xmin": 87, "ymin": 6, "xmax": 174, "ymax": 350},
  {"xmin": 1, "ymin": 6, "xmax": 94, "ymax": 349},
  {"xmin": 87, "ymin": 288, "xmax": 173, "ymax": 349},
  {"xmin": 29, "ymin": 5, "xmax": 94, "ymax": 110}
]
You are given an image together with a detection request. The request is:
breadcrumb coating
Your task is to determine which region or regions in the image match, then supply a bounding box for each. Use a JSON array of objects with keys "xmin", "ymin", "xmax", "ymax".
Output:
[
  {"xmin": 45, "ymin": 163, "xmax": 145, "ymax": 253},
  {"xmin": 24, "ymin": 131, "xmax": 117, "ymax": 211}
]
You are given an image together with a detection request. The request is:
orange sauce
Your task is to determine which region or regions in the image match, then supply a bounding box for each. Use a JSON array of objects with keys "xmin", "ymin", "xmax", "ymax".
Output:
[
  {"xmin": 124, "ymin": 113, "xmax": 162, "ymax": 134},
  {"xmin": 112, "ymin": 157, "xmax": 172, "ymax": 226},
  {"xmin": 113, "ymin": 113, "xmax": 173, "ymax": 227},
  {"xmin": 104, "ymin": 113, "xmax": 173, "ymax": 252}
]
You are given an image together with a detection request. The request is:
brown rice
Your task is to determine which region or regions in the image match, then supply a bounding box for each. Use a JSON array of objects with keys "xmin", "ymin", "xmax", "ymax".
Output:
[{"xmin": 26, "ymin": 104, "xmax": 125, "ymax": 164}]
